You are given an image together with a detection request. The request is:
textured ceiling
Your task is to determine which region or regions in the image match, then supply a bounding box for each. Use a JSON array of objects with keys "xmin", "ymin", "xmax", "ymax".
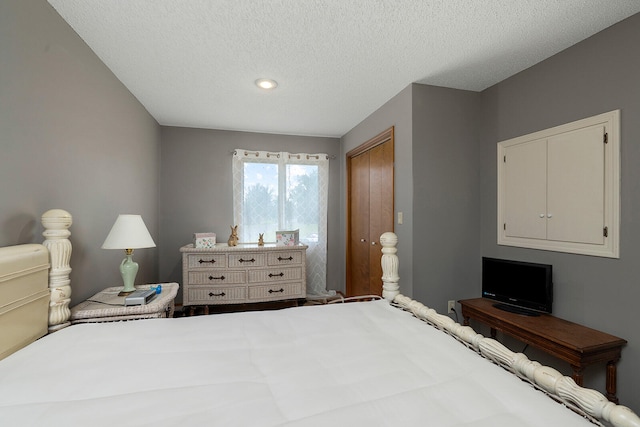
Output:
[{"xmin": 47, "ymin": 1, "xmax": 640, "ymax": 138}]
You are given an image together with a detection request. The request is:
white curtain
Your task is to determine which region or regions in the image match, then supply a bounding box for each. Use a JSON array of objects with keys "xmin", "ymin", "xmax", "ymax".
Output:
[{"xmin": 232, "ymin": 149, "xmax": 334, "ymax": 298}]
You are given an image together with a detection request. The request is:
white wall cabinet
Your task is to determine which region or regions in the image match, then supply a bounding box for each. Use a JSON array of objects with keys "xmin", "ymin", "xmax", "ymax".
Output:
[{"xmin": 498, "ymin": 110, "xmax": 619, "ymax": 258}]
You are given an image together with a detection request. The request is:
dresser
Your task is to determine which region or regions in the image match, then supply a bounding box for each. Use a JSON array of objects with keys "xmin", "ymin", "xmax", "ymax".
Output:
[{"xmin": 180, "ymin": 243, "xmax": 307, "ymax": 311}]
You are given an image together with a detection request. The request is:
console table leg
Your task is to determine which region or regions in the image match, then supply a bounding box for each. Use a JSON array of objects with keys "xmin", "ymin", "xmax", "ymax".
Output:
[
  {"xmin": 490, "ymin": 327, "xmax": 497, "ymax": 339},
  {"xmin": 463, "ymin": 315, "xmax": 470, "ymax": 326},
  {"xmin": 570, "ymin": 365, "xmax": 584, "ymax": 387},
  {"xmin": 606, "ymin": 360, "xmax": 619, "ymax": 404}
]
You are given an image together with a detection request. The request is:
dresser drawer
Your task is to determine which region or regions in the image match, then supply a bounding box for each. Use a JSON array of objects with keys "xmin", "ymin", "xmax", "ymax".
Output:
[
  {"xmin": 187, "ymin": 286, "xmax": 247, "ymax": 304},
  {"xmin": 248, "ymin": 267, "xmax": 303, "ymax": 283},
  {"xmin": 188, "ymin": 271, "xmax": 246, "ymax": 285},
  {"xmin": 267, "ymin": 251, "xmax": 303, "ymax": 266},
  {"xmin": 248, "ymin": 282, "xmax": 304, "ymax": 301},
  {"xmin": 228, "ymin": 253, "xmax": 265, "ymax": 268},
  {"xmin": 186, "ymin": 254, "xmax": 227, "ymax": 269}
]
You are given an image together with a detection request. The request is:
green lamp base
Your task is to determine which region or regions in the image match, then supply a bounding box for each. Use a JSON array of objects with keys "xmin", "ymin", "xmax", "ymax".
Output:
[{"xmin": 118, "ymin": 251, "xmax": 139, "ymax": 296}]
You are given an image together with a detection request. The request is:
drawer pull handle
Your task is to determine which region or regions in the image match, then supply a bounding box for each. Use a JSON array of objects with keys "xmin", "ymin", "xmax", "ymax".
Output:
[
  {"xmin": 208, "ymin": 275, "xmax": 226, "ymax": 281},
  {"xmin": 198, "ymin": 259, "xmax": 216, "ymax": 264},
  {"xmin": 239, "ymin": 258, "xmax": 255, "ymax": 263},
  {"xmin": 209, "ymin": 291, "xmax": 226, "ymax": 297},
  {"xmin": 268, "ymin": 272, "xmax": 284, "ymax": 278},
  {"xmin": 277, "ymin": 256, "xmax": 293, "ymax": 261},
  {"xmin": 268, "ymin": 288, "xmax": 284, "ymax": 294}
]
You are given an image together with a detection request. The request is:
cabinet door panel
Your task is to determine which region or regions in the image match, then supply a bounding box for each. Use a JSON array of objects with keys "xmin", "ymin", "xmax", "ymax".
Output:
[
  {"xmin": 504, "ymin": 139, "xmax": 547, "ymax": 239},
  {"xmin": 497, "ymin": 110, "xmax": 619, "ymax": 258},
  {"xmin": 368, "ymin": 142, "xmax": 394, "ymax": 295},
  {"xmin": 348, "ymin": 151, "xmax": 371, "ymax": 294},
  {"xmin": 547, "ymin": 125, "xmax": 604, "ymax": 244}
]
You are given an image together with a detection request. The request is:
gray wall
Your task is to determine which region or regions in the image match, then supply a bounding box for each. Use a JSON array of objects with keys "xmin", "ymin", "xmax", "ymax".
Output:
[
  {"xmin": 159, "ymin": 127, "xmax": 341, "ymax": 302},
  {"xmin": 341, "ymin": 84, "xmax": 480, "ymax": 314},
  {"xmin": 0, "ymin": 0, "xmax": 160, "ymax": 304},
  {"xmin": 340, "ymin": 85, "xmax": 414, "ymax": 297},
  {"xmin": 479, "ymin": 13, "xmax": 640, "ymax": 409},
  {"xmin": 411, "ymin": 84, "xmax": 481, "ymax": 313}
]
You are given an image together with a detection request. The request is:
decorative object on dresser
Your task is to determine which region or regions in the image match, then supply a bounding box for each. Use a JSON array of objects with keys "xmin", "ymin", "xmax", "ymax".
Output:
[
  {"xmin": 69, "ymin": 282, "xmax": 179, "ymax": 323},
  {"xmin": 227, "ymin": 225, "xmax": 239, "ymax": 246},
  {"xmin": 276, "ymin": 229, "xmax": 299, "ymax": 246},
  {"xmin": 101, "ymin": 214, "xmax": 156, "ymax": 295},
  {"xmin": 180, "ymin": 242, "xmax": 307, "ymax": 315},
  {"xmin": 258, "ymin": 233, "xmax": 264, "ymax": 246},
  {"xmin": 193, "ymin": 232, "xmax": 216, "ymax": 248}
]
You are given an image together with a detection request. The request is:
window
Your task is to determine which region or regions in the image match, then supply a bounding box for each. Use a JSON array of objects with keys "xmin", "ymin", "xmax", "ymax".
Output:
[{"xmin": 232, "ymin": 149, "xmax": 333, "ymax": 297}]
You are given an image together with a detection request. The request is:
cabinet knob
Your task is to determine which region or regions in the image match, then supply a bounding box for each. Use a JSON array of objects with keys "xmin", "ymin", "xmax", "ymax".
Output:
[
  {"xmin": 539, "ymin": 214, "xmax": 545, "ymax": 218},
  {"xmin": 360, "ymin": 238, "xmax": 366, "ymax": 242},
  {"xmin": 547, "ymin": 213, "xmax": 553, "ymax": 218},
  {"xmin": 371, "ymin": 241, "xmax": 377, "ymax": 246}
]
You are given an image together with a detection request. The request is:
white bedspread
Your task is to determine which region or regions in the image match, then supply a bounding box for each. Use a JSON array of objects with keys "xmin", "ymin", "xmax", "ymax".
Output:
[{"xmin": 0, "ymin": 301, "xmax": 594, "ymax": 426}]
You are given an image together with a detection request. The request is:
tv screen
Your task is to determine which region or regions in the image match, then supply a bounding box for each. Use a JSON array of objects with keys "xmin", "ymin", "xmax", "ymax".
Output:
[{"xmin": 482, "ymin": 257, "xmax": 553, "ymax": 314}]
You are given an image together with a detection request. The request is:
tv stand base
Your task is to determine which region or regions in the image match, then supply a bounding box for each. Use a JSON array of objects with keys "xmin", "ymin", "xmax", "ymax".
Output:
[{"xmin": 492, "ymin": 302, "xmax": 540, "ymax": 316}]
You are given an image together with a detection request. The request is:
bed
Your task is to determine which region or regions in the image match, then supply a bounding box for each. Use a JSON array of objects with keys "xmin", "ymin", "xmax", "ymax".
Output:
[{"xmin": 0, "ymin": 211, "xmax": 638, "ymax": 427}]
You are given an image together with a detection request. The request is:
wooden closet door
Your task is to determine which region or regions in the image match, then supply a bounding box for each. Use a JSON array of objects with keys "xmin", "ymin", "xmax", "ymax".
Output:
[
  {"xmin": 347, "ymin": 128, "xmax": 394, "ymax": 297},
  {"xmin": 367, "ymin": 141, "xmax": 394, "ymax": 294},
  {"xmin": 348, "ymin": 152, "xmax": 372, "ymax": 294}
]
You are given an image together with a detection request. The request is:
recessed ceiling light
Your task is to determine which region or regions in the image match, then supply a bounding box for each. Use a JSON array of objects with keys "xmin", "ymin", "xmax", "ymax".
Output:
[{"xmin": 255, "ymin": 78, "xmax": 278, "ymax": 90}]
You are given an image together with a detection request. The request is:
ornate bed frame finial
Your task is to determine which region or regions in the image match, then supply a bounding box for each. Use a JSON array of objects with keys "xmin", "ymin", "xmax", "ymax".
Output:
[
  {"xmin": 380, "ymin": 232, "xmax": 399, "ymax": 301},
  {"xmin": 41, "ymin": 209, "xmax": 73, "ymax": 332}
]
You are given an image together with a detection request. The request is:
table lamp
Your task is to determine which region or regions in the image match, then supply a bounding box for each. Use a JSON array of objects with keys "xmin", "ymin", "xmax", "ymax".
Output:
[{"xmin": 102, "ymin": 214, "xmax": 156, "ymax": 295}]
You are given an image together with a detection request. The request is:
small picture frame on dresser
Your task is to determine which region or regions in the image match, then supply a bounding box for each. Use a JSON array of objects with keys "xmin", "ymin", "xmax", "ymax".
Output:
[
  {"xmin": 194, "ymin": 233, "xmax": 216, "ymax": 248},
  {"xmin": 275, "ymin": 229, "xmax": 299, "ymax": 246}
]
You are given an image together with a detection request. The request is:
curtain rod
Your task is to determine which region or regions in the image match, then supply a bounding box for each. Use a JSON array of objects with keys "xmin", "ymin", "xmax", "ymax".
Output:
[{"xmin": 231, "ymin": 150, "xmax": 336, "ymax": 159}]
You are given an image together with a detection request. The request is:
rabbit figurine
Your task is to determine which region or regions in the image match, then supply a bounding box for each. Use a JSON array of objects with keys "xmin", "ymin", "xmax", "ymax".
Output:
[
  {"xmin": 258, "ymin": 233, "xmax": 264, "ymax": 246},
  {"xmin": 227, "ymin": 225, "xmax": 239, "ymax": 246}
]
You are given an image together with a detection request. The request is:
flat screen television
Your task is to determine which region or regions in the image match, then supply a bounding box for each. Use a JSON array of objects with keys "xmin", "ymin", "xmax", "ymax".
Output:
[{"xmin": 482, "ymin": 257, "xmax": 553, "ymax": 316}]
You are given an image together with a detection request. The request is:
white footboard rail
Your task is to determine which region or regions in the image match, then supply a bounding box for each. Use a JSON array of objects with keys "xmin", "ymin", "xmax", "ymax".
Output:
[{"xmin": 379, "ymin": 232, "xmax": 640, "ymax": 427}]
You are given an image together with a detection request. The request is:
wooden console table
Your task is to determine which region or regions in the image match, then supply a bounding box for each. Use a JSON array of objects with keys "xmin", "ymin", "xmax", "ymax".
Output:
[{"xmin": 459, "ymin": 298, "xmax": 626, "ymax": 403}]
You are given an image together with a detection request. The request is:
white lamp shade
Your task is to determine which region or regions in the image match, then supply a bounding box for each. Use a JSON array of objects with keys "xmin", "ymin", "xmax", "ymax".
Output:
[{"xmin": 101, "ymin": 214, "xmax": 156, "ymax": 249}]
